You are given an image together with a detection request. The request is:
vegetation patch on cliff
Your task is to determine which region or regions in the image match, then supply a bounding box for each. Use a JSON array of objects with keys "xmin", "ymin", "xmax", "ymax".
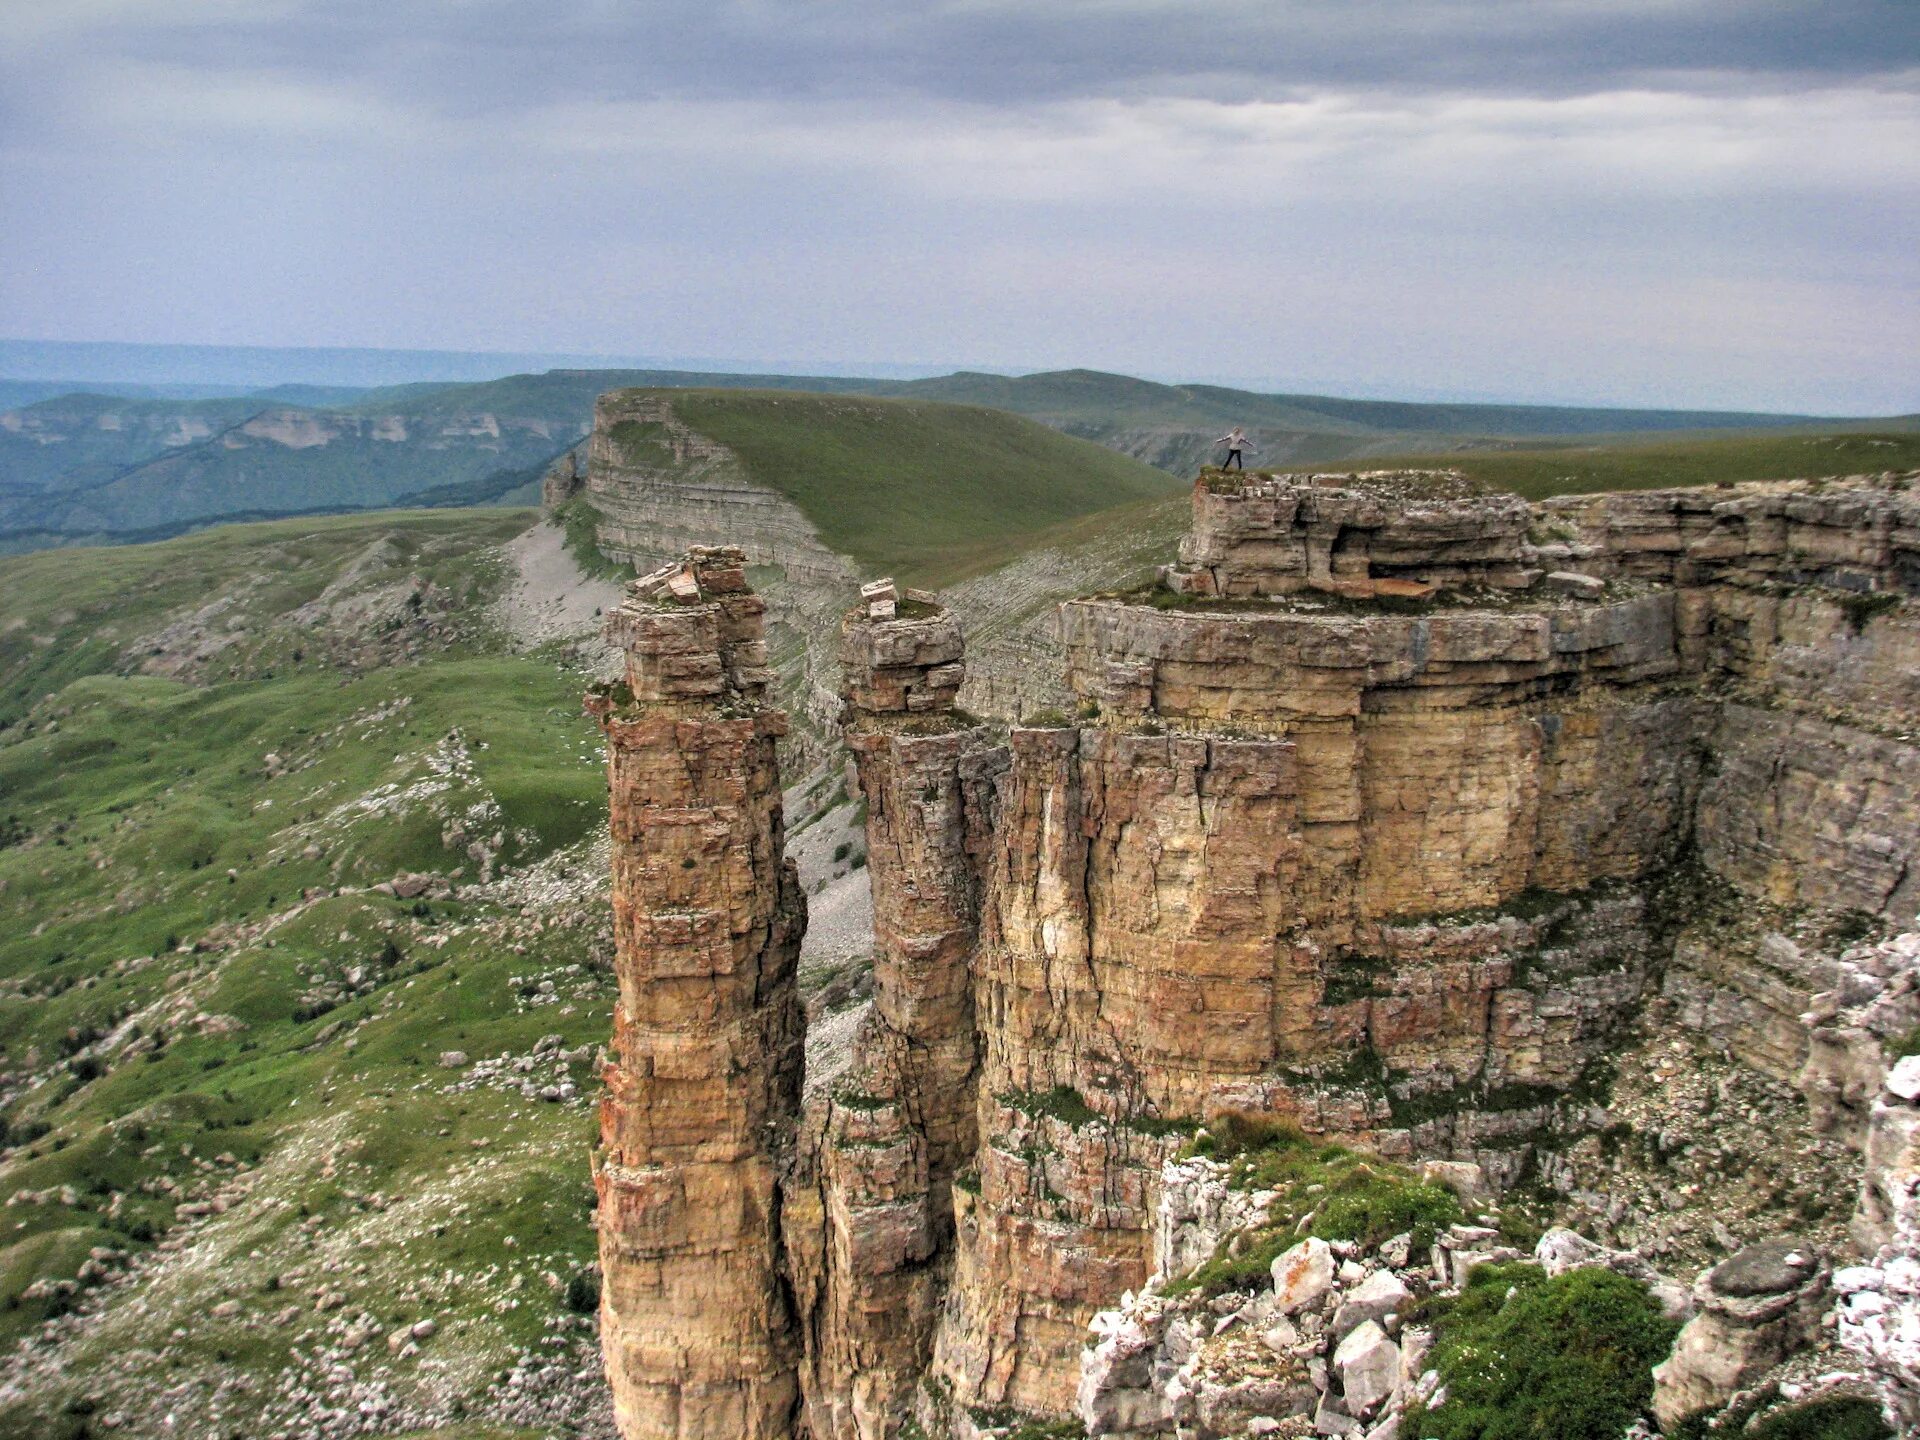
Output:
[
  {"xmin": 1407, "ymin": 1259, "xmax": 1679, "ymax": 1440},
  {"xmin": 555, "ymin": 496, "xmax": 633, "ymax": 582},
  {"xmin": 1166, "ymin": 1114, "xmax": 1463, "ymax": 1296}
]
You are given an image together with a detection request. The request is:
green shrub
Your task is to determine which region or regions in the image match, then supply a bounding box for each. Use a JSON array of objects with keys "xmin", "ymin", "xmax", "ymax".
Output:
[
  {"xmin": 1000, "ymin": 1086, "xmax": 1099, "ymax": 1128},
  {"xmin": 1835, "ymin": 590, "xmax": 1900, "ymax": 635},
  {"xmin": 1674, "ymin": 1394, "xmax": 1893, "ymax": 1440},
  {"xmin": 1183, "ymin": 1109, "xmax": 1310, "ymax": 1162},
  {"xmin": 1409, "ymin": 1261, "xmax": 1678, "ymax": 1440},
  {"xmin": 1746, "ymin": 1397, "xmax": 1891, "ymax": 1440},
  {"xmin": 1314, "ymin": 1172, "xmax": 1462, "ymax": 1252}
]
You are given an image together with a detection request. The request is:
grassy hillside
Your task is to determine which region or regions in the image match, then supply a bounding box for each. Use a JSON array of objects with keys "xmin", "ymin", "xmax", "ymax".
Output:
[
  {"xmin": 665, "ymin": 389, "xmax": 1186, "ymax": 584},
  {"xmin": 882, "ymin": 368, "xmax": 1875, "ymax": 443},
  {"xmin": 1268, "ymin": 428, "xmax": 1920, "ymax": 499},
  {"xmin": 0, "ymin": 509, "xmax": 626, "ymax": 1438},
  {"xmin": 9, "ymin": 364, "xmax": 1892, "ymax": 555}
]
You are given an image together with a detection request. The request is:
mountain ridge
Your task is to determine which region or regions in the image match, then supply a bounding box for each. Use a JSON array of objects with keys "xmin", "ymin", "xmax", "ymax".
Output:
[{"xmin": 4, "ymin": 365, "xmax": 1911, "ymax": 553}]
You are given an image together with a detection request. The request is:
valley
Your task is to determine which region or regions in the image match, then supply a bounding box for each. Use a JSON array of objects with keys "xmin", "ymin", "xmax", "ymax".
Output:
[{"xmin": 0, "ymin": 381, "xmax": 1913, "ymax": 1439}]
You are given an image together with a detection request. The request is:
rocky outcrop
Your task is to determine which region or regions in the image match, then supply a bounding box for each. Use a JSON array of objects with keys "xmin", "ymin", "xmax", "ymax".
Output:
[
  {"xmin": 1651, "ymin": 1240, "xmax": 1831, "ymax": 1428},
  {"xmin": 542, "ymin": 446, "xmax": 585, "ymax": 507},
  {"xmin": 590, "ymin": 470, "xmax": 1920, "ymax": 1439},
  {"xmin": 1836, "ymin": 1056, "xmax": 1920, "ymax": 1427},
  {"xmin": 587, "ymin": 547, "xmax": 807, "ymax": 1439},
  {"xmin": 1073, "ymin": 1157, "xmax": 1644, "ymax": 1440},
  {"xmin": 1164, "ymin": 469, "xmax": 1537, "ymax": 599},
  {"xmin": 785, "ymin": 585, "xmax": 1001, "ymax": 1440},
  {"xmin": 1802, "ymin": 933, "xmax": 1920, "ymax": 1148}
]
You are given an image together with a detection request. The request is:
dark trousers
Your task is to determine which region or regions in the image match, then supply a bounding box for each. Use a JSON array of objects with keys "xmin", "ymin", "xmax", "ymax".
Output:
[{"xmin": 1223, "ymin": 449, "xmax": 1244, "ymax": 469}]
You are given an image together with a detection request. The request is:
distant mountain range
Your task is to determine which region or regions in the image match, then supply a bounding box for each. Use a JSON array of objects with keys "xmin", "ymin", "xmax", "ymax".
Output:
[{"xmin": 2, "ymin": 363, "xmax": 1911, "ymax": 553}]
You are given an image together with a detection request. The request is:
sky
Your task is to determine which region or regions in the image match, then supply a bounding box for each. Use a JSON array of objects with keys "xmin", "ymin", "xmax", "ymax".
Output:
[{"xmin": 1, "ymin": 1, "xmax": 1916, "ymax": 413}]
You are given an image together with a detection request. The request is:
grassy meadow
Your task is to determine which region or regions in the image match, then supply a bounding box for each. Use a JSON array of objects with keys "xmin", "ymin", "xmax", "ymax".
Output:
[
  {"xmin": 666, "ymin": 389, "xmax": 1185, "ymax": 585},
  {"xmin": 0, "ymin": 509, "xmax": 619, "ymax": 1437}
]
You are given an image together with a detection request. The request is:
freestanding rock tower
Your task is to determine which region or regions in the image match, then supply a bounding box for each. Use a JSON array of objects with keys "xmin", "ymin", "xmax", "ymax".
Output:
[
  {"xmin": 587, "ymin": 545, "xmax": 807, "ymax": 1439},
  {"xmin": 784, "ymin": 583, "xmax": 1002, "ymax": 1440}
]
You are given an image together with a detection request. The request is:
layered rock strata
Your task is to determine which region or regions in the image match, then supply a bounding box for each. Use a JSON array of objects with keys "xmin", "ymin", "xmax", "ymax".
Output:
[
  {"xmin": 592, "ymin": 470, "xmax": 1920, "ymax": 1439},
  {"xmin": 587, "ymin": 546, "xmax": 807, "ymax": 1439},
  {"xmin": 1164, "ymin": 469, "xmax": 1537, "ymax": 599},
  {"xmin": 786, "ymin": 585, "xmax": 1001, "ymax": 1440}
]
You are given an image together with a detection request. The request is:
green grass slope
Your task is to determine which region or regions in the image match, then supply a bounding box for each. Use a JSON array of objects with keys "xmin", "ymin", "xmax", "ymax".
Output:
[
  {"xmin": 1268, "ymin": 428, "xmax": 1920, "ymax": 500},
  {"xmin": 0, "ymin": 509, "xmax": 622, "ymax": 1437},
  {"xmin": 887, "ymin": 368, "xmax": 1856, "ymax": 437},
  {"xmin": 663, "ymin": 389, "xmax": 1185, "ymax": 584}
]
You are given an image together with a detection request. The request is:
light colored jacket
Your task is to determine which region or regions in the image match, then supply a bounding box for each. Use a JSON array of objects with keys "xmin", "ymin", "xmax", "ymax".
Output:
[{"xmin": 1216, "ymin": 430, "xmax": 1254, "ymax": 450}]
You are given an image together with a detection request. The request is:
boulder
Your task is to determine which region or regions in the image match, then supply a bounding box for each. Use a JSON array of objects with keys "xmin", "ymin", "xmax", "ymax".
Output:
[
  {"xmin": 1274, "ymin": 1237, "xmax": 1337, "ymax": 1315},
  {"xmin": 1418, "ymin": 1160, "xmax": 1489, "ymax": 1203},
  {"xmin": 1651, "ymin": 1239, "xmax": 1829, "ymax": 1428},
  {"xmin": 1334, "ymin": 1320, "xmax": 1401, "ymax": 1418},
  {"xmin": 1331, "ymin": 1269, "xmax": 1411, "ymax": 1342}
]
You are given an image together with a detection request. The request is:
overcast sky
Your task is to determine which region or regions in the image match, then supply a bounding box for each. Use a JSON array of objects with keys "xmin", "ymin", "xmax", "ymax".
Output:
[{"xmin": 2, "ymin": 1, "xmax": 1915, "ymax": 412}]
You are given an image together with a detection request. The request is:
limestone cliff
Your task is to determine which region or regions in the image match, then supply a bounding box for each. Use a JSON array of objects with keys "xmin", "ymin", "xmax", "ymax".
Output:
[
  {"xmin": 785, "ymin": 584, "xmax": 1002, "ymax": 1440},
  {"xmin": 591, "ymin": 469, "xmax": 1919, "ymax": 1439}
]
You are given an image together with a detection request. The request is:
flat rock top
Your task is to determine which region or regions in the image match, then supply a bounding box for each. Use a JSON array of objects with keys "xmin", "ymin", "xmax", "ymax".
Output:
[{"xmin": 1708, "ymin": 1239, "xmax": 1820, "ymax": 1298}]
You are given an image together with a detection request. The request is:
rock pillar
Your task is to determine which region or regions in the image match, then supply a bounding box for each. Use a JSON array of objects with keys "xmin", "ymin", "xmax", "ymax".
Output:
[
  {"xmin": 787, "ymin": 582, "xmax": 997, "ymax": 1440},
  {"xmin": 838, "ymin": 583, "xmax": 989, "ymax": 1180},
  {"xmin": 587, "ymin": 546, "xmax": 806, "ymax": 1440}
]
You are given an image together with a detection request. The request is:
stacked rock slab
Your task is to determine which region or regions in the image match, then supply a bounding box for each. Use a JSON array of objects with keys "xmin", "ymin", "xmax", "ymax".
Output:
[
  {"xmin": 785, "ymin": 582, "xmax": 1002, "ymax": 1440},
  {"xmin": 586, "ymin": 546, "xmax": 806, "ymax": 1440},
  {"xmin": 1164, "ymin": 469, "xmax": 1538, "ymax": 598},
  {"xmin": 1652, "ymin": 1240, "xmax": 1832, "ymax": 1427}
]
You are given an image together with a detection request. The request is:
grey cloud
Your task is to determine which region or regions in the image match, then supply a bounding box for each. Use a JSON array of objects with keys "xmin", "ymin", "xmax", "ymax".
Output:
[
  {"xmin": 13, "ymin": 0, "xmax": 1920, "ymax": 115},
  {"xmin": 0, "ymin": 0, "xmax": 1913, "ymax": 414}
]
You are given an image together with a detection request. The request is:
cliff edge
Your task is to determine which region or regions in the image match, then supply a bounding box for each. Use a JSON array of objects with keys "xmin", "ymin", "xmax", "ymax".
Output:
[{"xmin": 591, "ymin": 467, "xmax": 1920, "ymax": 1438}]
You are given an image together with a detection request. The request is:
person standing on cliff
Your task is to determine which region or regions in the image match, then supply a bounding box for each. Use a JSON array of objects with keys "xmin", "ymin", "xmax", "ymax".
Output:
[{"xmin": 1215, "ymin": 426, "xmax": 1254, "ymax": 470}]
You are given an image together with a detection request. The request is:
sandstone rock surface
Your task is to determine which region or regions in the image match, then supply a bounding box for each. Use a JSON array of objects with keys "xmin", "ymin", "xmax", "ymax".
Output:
[{"xmin": 590, "ymin": 468, "xmax": 1920, "ymax": 1438}]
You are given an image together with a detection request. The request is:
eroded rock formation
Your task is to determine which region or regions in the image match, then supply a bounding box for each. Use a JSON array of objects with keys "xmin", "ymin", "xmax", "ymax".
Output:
[
  {"xmin": 592, "ymin": 470, "xmax": 1919, "ymax": 1438},
  {"xmin": 587, "ymin": 546, "xmax": 807, "ymax": 1439},
  {"xmin": 786, "ymin": 582, "xmax": 1001, "ymax": 1440}
]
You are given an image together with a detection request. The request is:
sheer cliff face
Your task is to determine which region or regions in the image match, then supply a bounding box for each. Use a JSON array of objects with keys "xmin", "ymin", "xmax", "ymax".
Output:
[
  {"xmin": 593, "ymin": 473, "xmax": 1919, "ymax": 1439},
  {"xmin": 588, "ymin": 547, "xmax": 806, "ymax": 1440}
]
